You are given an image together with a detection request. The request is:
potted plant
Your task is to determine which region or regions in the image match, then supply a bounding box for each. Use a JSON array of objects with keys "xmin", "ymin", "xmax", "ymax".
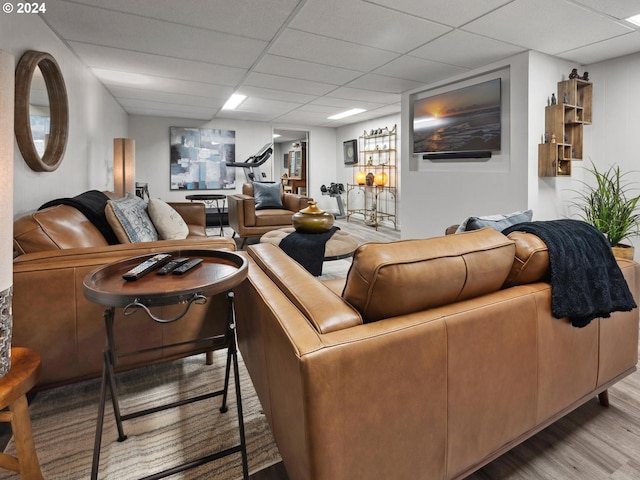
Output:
[{"xmin": 572, "ymin": 163, "xmax": 640, "ymax": 259}]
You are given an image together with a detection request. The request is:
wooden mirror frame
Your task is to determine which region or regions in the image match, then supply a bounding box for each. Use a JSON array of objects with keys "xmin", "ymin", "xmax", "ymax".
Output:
[{"xmin": 15, "ymin": 50, "xmax": 69, "ymax": 172}]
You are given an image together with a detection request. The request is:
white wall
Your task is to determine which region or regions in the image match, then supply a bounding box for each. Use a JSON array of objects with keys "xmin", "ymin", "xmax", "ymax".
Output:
[
  {"xmin": 579, "ymin": 52, "xmax": 640, "ymax": 252},
  {"xmin": 128, "ymin": 116, "xmax": 338, "ymax": 210},
  {"xmin": 527, "ymin": 51, "xmax": 580, "ymax": 221},
  {"xmin": 399, "ymin": 52, "xmax": 531, "ymax": 239},
  {"xmin": 1, "ymin": 14, "xmax": 128, "ymax": 217}
]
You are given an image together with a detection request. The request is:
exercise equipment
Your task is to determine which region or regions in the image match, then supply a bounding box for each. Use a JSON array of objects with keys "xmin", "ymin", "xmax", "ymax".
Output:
[
  {"xmin": 225, "ymin": 143, "xmax": 273, "ymax": 183},
  {"xmin": 320, "ymin": 183, "xmax": 346, "ymax": 219}
]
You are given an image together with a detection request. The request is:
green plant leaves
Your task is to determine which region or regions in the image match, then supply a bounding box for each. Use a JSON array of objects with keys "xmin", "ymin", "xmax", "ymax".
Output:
[{"xmin": 571, "ymin": 163, "xmax": 640, "ymax": 246}]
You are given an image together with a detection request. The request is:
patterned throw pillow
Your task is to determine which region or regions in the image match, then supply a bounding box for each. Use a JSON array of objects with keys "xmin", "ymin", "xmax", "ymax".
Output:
[
  {"xmin": 456, "ymin": 210, "xmax": 533, "ymax": 233},
  {"xmin": 105, "ymin": 193, "xmax": 158, "ymax": 243},
  {"xmin": 147, "ymin": 198, "xmax": 189, "ymax": 240}
]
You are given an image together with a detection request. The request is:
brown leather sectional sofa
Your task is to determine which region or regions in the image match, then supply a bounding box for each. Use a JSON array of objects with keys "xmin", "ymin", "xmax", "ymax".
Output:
[
  {"xmin": 234, "ymin": 227, "xmax": 640, "ymax": 480},
  {"xmin": 13, "ymin": 199, "xmax": 236, "ymax": 389}
]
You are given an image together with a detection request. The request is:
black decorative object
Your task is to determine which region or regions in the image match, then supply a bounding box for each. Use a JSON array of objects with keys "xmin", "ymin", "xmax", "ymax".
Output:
[
  {"xmin": 423, "ymin": 151, "xmax": 491, "ymax": 160},
  {"xmin": 343, "ymin": 139, "xmax": 357, "ymax": 165}
]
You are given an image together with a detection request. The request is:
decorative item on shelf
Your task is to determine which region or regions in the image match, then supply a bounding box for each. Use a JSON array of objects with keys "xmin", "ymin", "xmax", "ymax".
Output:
[
  {"xmin": 551, "ymin": 93, "xmax": 557, "ymax": 105},
  {"xmin": 365, "ymin": 172, "xmax": 375, "ymax": 186},
  {"xmin": 292, "ymin": 201, "xmax": 335, "ymax": 233},
  {"xmin": 563, "ymin": 93, "xmax": 568, "ymax": 104},
  {"xmin": 571, "ymin": 163, "xmax": 639, "ymax": 259},
  {"xmin": 355, "ymin": 170, "xmax": 367, "ymax": 185},
  {"xmin": 367, "ymin": 156, "xmax": 373, "ymax": 166},
  {"xmin": 569, "ymin": 68, "xmax": 579, "ymax": 79},
  {"xmin": 374, "ymin": 171, "xmax": 388, "ymax": 187},
  {"xmin": 582, "ymin": 72, "xmax": 589, "ymax": 81},
  {"xmin": 551, "ymin": 133, "xmax": 556, "ymax": 143}
]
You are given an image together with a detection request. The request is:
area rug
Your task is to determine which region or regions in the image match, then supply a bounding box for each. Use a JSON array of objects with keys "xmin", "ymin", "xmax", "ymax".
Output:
[{"xmin": 0, "ymin": 351, "xmax": 281, "ymax": 480}]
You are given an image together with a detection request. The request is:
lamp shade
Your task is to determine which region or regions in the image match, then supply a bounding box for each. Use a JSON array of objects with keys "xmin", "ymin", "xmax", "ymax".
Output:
[
  {"xmin": 0, "ymin": 50, "xmax": 14, "ymax": 378},
  {"xmin": 355, "ymin": 170, "xmax": 367, "ymax": 185},
  {"xmin": 374, "ymin": 171, "xmax": 388, "ymax": 186},
  {"xmin": 113, "ymin": 138, "xmax": 135, "ymax": 197}
]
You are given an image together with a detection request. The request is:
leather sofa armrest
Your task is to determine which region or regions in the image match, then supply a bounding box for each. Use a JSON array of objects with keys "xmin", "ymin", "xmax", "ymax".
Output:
[
  {"xmin": 167, "ymin": 202, "xmax": 207, "ymax": 237},
  {"xmin": 247, "ymin": 243, "xmax": 362, "ymax": 333},
  {"xmin": 228, "ymin": 194, "xmax": 256, "ymax": 228},
  {"xmin": 283, "ymin": 193, "xmax": 312, "ymax": 212}
]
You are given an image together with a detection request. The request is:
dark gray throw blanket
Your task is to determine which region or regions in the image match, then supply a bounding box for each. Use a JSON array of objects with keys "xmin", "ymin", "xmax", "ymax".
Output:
[
  {"xmin": 39, "ymin": 190, "xmax": 119, "ymax": 245},
  {"xmin": 279, "ymin": 226, "xmax": 340, "ymax": 276},
  {"xmin": 502, "ymin": 219, "xmax": 637, "ymax": 328}
]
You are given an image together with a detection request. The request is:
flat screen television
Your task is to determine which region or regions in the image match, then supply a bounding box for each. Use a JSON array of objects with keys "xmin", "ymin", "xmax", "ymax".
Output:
[{"xmin": 412, "ymin": 78, "xmax": 501, "ymax": 157}]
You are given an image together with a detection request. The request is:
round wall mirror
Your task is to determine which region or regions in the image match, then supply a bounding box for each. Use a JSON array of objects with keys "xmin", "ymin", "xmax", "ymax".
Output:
[{"xmin": 15, "ymin": 50, "xmax": 69, "ymax": 172}]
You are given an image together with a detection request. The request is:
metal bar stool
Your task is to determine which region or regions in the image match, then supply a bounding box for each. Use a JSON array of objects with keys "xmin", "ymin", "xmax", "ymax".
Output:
[{"xmin": 0, "ymin": 347, "xmax": 43, "ymax": 480}]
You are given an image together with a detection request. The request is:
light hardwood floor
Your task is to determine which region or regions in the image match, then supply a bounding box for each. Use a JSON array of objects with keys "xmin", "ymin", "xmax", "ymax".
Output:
[{"xmin": 241, "ymin": 220, "xmax": 640, "ymax": 480}]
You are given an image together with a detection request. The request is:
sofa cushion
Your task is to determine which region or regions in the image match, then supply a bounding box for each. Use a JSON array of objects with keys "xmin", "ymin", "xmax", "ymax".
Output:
[
  {"xmin": 503, "ymin": 231, "xmax": 550, "ymax": 287},
  {"xmin": 105, "ymin": 193, "xmax": 158, "ymax": 243},
  {"xmin": 253, "ymin": 182, "xmax": 284, "ymax": 210},
  {"xmin": 147, "ymin": 198, "xmax": 189, "ymax": 240},
  {"xmin": 456, "ymin": 209, "xmax": 533, "ymax": 233},
  {"xmin": 13, "ymin": 204, "xmax": 109, "ymax": 255},
  {"xmin": 342, "ymin": 228, "xmax": 516, "ymax": 323}
]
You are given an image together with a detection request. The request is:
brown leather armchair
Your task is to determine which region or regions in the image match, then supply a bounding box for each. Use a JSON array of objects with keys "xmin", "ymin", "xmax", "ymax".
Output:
[
  {"xmin": 227, "ymin": 182, "xmax": 311, "ymax": 247},
  {"xmin": 13, "ymin": 198, "xmax": 237, "ymax": 389}
]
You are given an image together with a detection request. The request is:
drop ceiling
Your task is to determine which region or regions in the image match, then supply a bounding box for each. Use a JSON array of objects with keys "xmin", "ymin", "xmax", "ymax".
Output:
[{"xmin": 40, "ymin": 0, "xmax": 640, "ymax": 127}]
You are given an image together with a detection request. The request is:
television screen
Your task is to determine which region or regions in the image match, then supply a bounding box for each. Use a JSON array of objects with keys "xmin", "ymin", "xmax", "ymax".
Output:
[{"xmin": 412, "ymin": 78, "xmax": 501, "ymax": 155}]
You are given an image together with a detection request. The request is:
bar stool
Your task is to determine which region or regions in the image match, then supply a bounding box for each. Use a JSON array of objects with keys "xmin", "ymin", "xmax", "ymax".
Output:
[{"xmin": 0, "ymin": 347, "xmax": 43, "ymax": 480}]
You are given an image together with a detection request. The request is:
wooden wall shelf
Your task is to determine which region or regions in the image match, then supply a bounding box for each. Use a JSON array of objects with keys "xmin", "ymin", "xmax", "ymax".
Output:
[{"xmin": 538, "ymin": 79, "xmax": 592, "ymax": 177}]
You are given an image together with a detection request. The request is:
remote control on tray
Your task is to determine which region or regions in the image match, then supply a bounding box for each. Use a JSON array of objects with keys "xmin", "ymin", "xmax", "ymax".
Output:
[
  {"xmin": 156, "ymin": 257, "xmax": 190, "ymax": 275},
  {"xmin": 172, "ymin": 258, "xmax": 203, "ymax": 275},
  {"xmin": 122, "ymin": 254, "xmax": 172, "ymax": 281}
]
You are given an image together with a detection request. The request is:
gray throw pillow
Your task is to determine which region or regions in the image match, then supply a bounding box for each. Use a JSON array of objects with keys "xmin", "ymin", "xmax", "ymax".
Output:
[
  {"xmin": 457, "ymin": 209, "xmax": 533, "ymax": 233},
  {"xmin": 253, "ymin": 182, "xmax": 284, "ymax": 210}
]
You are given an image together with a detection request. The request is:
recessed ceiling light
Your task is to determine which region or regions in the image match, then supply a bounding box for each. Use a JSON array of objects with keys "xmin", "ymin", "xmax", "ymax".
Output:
[
  {"xmin": 222, "ymin": 93, "xmax": 247, "ymax": 110},
  {"xmin": 626, "ymin": 13, "xmax": 640, "ymax": 27},
  {"xmin": 328, "ymin": 108, "xmax": 366, "ymax": 120},
  {"xmin": 272, "ymin": 134, "xmax": 281, "ymax": 138}
]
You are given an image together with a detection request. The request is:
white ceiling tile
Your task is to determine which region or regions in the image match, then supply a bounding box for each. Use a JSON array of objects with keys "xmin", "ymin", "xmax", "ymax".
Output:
[
  {"xmin": 66, "ymin": 0, "xmax": 300, "ymax": 41},
  {"xmin": 69, "ymin": 42, "xmax": 246, "ymax": 86},
  {"xmin": 269, "ymin": 29, "xmax": 400, "ymax": 71},
  {"xmin": 108, "ymin": 86, "xmax": 225, "ymax": 109},
  {"xmin": 345, "ymin": 74, "xmax": 423, "ymax": 94},
  {"xmin": 118, "ymin": 98, "xmax": 215, "ymax": 118},
  {"xmin": 290, "ymin": 0, "xmax": 452, "ymax": 53},
  {"xmin": 254, "ymin": 54, "xmax": 364, "ymax": 85},
  {"xmin": 373, "ymin": 56, "xmax": 468, "ymax": 84},
  {"xmin": 236, "ymin": 85, "xmax": 318, "ymax": 104},
  {"xmin": 326, "ymin": 87, "xmax": 400, "ymax": 105},
  {"xmin": 559, "ymin": 31, "xmax": 640, "ymax": 64},
  {"xmin": 463, "ymin": 0, "xmax": 634, "ymax": 55},
  {"xmin": 42, "ymin": 3, "xmax": 267, "ymax": 68},
  {"xmin": 31, "ymin": 0, "xmax": 640, "ymax": 126},
  {"xmin": 410, "ymin": 30, "xmax": 526, "ymax": 68},
  {"xmin": 96, "ymin": 73, "xmax": 234, "ymax": 99},
  {"xmin": 363, "ymin": 0, "xmax": 514, "ymax": 27},
  {"xmin": 571, "ymin": 0, "xmax": 640, "ymax": 20},
  {"xmin": 235, "ymin": 97, "xmax": 299, "ymax": 116},
  {"xmin": 244, "ymin": 72, "xmax": 338, "ymax": 96}
]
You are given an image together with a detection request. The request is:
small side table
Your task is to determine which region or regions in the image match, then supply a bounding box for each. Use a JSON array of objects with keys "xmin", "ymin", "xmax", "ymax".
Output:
[
  {"xmin": 185, "ymin": 194, "xmax": 227, "ymax": 236},
  {"xmin": 83, "ymin": 249, "xmax": 249, "ymax": 480},
  {"xmin": 0, "ymin": 347, "xmax": 43, "ymax": 480}
]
